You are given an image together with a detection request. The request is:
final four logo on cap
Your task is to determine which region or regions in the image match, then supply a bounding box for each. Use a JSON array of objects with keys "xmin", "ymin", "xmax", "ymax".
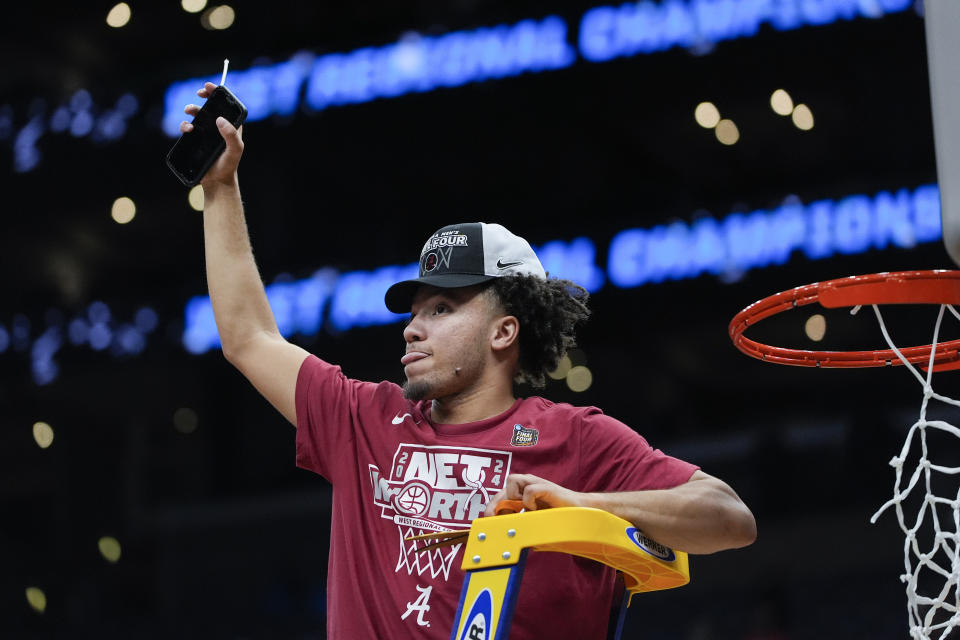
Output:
[
  {"xmin": 384, "ymin": 222, "xmax": 547, "ymax": 313},
  {"xmin": 420, "ymin": 228, "xmax": 472, "ymax": 273}
]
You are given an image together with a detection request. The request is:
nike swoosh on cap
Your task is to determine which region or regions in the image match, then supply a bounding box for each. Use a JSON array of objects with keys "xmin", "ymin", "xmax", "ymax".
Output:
[{"xmin": 497, "ymin": 258, "xmax": 523, "ymax": 269}]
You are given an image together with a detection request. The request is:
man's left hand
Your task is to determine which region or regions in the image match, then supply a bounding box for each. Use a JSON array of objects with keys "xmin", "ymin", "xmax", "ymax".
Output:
[{"xmin": 483, "ymin": 473, "xmax": 585, "ymax": 517}]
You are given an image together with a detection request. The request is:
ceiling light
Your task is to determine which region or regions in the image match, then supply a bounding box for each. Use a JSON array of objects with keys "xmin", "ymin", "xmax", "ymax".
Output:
[
  {"xmin": 805, "ymin": 313, "xmax": 826, "ymax": 341},
  {"xmin": 33, "ymin": 421, "xmax": 54, "ymax": 449},
  {"xmin": 715, "ymin": 119, "xmax": 740, "ymax": 145},
  {"xmin": 106, "ymin": 3, "xmax": 131, "ymax": 28},
  {"xmin": 770, "ymin": 89, "xmax": 794, "ymax": 116},
  {"xmin": 695, "ymin": 102, "xmax": 721, "ymax": 129},
  {"xmin": 25, "ymin": 587, "xmax": 46, "ymax": 613},
  {"xmin": 111, "ymin": 197, "xmax": 136, "ymax": 224},
  {"xmin": 566, "ymin": 365, "xmax": 593, "ymax": 392},
  {"xmin": 182, "ymin": 0, "xmax": 207, "ymax": 13},
  {"xmin": 188, "ymin": 185, "xmax": 204, "ymax": 211},
  {"xmin": 173, "ymin": 407, "xmax": 199, "ymax": 433},
  {"xmin": 98, "ymin": 536, "xmax": 122, "ymax": 563},
  {"xmin": 548, "ymin": 355, "xmax": 572, "ymax": 380},
  {"xmin": 204, "ymin": 5, "xmax": 235, "ymax": 30},
  {"xmin": 792, "ymin": 104, "xmax": 814, "ymax": 130}
]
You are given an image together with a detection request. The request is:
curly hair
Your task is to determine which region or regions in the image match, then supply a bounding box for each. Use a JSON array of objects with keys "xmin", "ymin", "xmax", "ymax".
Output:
[{"xmin": 484, "ymin": 274, "xmax": 591, "ymax": 388}]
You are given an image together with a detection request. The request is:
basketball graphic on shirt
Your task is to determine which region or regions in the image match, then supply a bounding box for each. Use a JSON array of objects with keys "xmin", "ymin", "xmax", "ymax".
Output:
[
  {"xmin": 394, "ymin": 481, "xmax": 432, "ymax": 516},
  {"xmin": 370, "ymin": 444, "xmax": 513, "ymax": 580}
]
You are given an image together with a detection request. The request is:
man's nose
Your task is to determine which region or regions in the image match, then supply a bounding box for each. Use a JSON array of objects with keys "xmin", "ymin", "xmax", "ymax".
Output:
[{"xmin": 403, "ymin": 318, "xmax": 423, "ymax": 343}]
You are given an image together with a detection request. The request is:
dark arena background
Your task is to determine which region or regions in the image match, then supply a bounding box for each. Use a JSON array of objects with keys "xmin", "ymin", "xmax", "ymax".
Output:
[{"xmin": 1, "ymin": 1, "xmax": 953, "ymax": 638}]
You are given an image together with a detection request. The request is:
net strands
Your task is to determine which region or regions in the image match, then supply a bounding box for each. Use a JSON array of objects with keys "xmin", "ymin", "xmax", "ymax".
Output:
[
  {"xmin": 397, "ymin": 525, "xmax": 462, "ymax": 581},
  {"xmin": 729, "ymin": 271, "xmax": 960, "ymax": 369},
  {"xmin": 870, "ymin": 302, "xmax": 960, "ymax": 639}
]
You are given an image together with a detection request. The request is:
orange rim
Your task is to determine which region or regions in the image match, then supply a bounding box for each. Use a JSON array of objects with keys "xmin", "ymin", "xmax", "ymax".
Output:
[{"xmin": 728, "ymin": 270, "xmax": 960, "ymax": 369}]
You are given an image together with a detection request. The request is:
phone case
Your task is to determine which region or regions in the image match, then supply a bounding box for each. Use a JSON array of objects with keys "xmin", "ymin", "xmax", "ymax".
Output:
[{"xmin": 165, "ymin": 85, "xmax": 248, "ymax": 187}]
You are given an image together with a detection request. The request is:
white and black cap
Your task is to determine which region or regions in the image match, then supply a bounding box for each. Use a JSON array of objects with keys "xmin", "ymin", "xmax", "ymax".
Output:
[{"xmin": 384, "ymin": 222, "xmax": 546, "ymax": 313}]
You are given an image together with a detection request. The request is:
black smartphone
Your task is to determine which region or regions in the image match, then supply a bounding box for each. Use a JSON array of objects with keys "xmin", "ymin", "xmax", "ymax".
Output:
[{"xmin": 165, "ymin": 85, "xmax": 247, "ymax": 187}]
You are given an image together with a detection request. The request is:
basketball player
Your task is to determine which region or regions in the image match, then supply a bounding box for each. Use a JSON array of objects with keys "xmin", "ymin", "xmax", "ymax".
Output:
[{"xmin": 182, "ymin": 82, "xmax": 756, "ymax": 639}]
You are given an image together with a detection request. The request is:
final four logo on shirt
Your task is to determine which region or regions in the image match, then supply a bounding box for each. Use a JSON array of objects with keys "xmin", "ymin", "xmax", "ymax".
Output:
[{"xmin": 510, "ymin": 424, "xmax": 538, "ymax": 447}]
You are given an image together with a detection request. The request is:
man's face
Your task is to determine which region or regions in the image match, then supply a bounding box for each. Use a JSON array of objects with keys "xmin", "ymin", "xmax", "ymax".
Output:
[{"xmin": 401, "ymin": 285, "xmax": 499, "ymax": 402}]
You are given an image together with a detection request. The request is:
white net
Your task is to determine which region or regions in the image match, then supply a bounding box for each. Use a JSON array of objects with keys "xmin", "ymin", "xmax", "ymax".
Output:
[
  {"xmin": 870, "ymin": 303, "xmax": 960, "ymax": 640},
  {"xmin": 396, "ymin": 521, "xmax": 463, "ymax": 581}
]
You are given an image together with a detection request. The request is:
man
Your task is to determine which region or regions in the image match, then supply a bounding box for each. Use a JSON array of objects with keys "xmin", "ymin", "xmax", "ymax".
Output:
[{"xmin": 181, "ymin": 82, "xmax": 756, "ymax": 639}]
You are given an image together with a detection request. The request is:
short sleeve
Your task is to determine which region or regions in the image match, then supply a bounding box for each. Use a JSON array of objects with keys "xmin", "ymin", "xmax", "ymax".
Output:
[
  {"xmin": 294, "ymin": 355, "xmax": 389, "ymax": 482},
  {"xmin": 576, "ymin": 408, "xmax": 698, "ymax": 492}
]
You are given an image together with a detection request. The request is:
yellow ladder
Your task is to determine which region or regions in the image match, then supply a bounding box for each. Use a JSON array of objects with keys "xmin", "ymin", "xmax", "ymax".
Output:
[{"xmin": 413, "ymin": 506, "xmax": 690, "ymax": 640}]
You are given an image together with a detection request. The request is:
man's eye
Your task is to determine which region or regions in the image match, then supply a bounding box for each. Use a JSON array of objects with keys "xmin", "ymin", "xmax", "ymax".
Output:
[{"xmin": 435, "ymin": 304, "xmax": 448, "ymax": 314}]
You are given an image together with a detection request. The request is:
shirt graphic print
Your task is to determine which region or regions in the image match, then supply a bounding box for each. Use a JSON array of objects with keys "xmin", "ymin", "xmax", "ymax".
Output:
[{"xmin": 370, "ymin": 444, "xmax": 511, "ymax": 581}]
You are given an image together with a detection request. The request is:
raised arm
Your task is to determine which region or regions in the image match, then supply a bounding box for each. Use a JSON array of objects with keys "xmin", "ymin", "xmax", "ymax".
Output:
[
  {"xmin": 182, "ymin": 82, "xmax": 309, "ymax": 426},
  {"xmin": 483, "ymin": 471, "xmax": 757, "ymax": 554}
]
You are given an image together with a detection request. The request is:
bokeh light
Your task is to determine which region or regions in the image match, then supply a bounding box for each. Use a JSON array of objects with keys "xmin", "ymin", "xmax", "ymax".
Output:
[
  {"xmin": 805, "ymin": 313, "xmax": 827, "ymax": 342},
  {"xmin": 566, "ymin": 365, "xmax": 593, "ymax": 392},
  {"xmin": 98, "ymin": 536, "xmax": 122, "ymax": 563},
  {"xmin": 111, "ymin": 197, "xmax": 136, "ymax": 224},
  {"xmin": 26, "ymin": 587, "xmax": 46, "ymax": 613},
  {"xmin": 715, "ymin": 119, "xmax": 740, "ymax": 145},
  {"xmin": 770, "ymin": 89, "xmax": 794, "ymax": 116},
  {"xmin": 548, "ymin": 354, "xmax": 572, "ymax": 380},
  {"xmin": 792, "ymin": 104, "xmax": 814, "ymax": 130},
  {"xmin": 694, "ymin": 102, "xmax": 721, "ymax": 129},
  {"xmin": 202, "ymin": 5, "xmax": 236, "ymax": 30},
  {"xmin": 182, "ymin": 0, "xmax": 207, "ymax": 13},
  {"xmin": 88, "ymin": 323, "xmax": 113, "ymax": 351},
  {"xmin": 33, "ymin": 421, "xmax": 54, "ymax": 449},
  {"xmin": 188, "ymin": 184, "xmax": 205, "ymax": 211},
  {"xmin": 134, "ymin": 307, "xmax": 159, "ymax": 333},
  {"xmin": 174, "ymin": 407, "xmax": 199, "ymax": 433},
  {"xmin": 106, "ymin": 3, "xmax": 131, "ymax": 28}
]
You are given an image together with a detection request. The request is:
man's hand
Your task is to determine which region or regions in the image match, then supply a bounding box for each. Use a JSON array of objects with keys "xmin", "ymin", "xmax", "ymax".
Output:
[
  {"xmin": 482, "ymin": 471, "xmax": 757, "ymax": 554},
  {"xmin": 484, "ymin": 473, "xmax": 587, "ymax": 517},
  {"xmin": 180, "ymin": 82, "xmax": 244, "ymax": 189}
]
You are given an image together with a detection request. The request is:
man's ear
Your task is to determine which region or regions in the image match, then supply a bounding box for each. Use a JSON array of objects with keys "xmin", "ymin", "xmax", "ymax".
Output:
[{"xmin": 490, "ymin": 315, "xmax": 519, "ymax": 352}]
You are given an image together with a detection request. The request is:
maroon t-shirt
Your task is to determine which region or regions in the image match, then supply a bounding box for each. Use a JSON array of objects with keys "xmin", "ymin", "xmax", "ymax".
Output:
[{"xmin": 295, "ymin": 355, "xmax": 698, "ymax": 640}]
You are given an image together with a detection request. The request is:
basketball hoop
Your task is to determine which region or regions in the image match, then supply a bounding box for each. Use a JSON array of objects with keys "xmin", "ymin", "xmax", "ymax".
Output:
[
  {"xmin": 729, "ymin": 269, "xmax": 960, "ymax": 640},
  {"xmin": 729, "ymin": 270, "xmax": 960, "ymax": 370}
]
